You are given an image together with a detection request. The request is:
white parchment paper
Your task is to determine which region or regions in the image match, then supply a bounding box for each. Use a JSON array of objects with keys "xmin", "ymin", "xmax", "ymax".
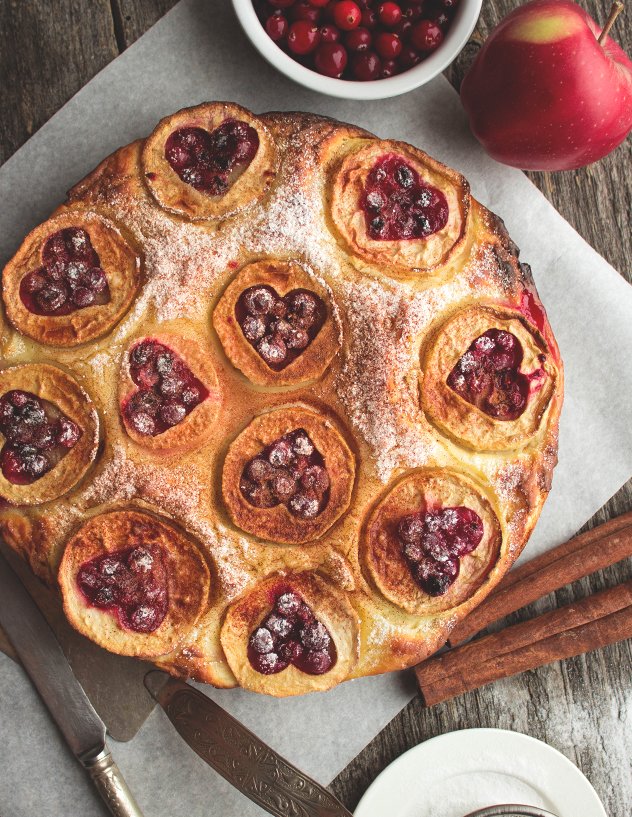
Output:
[{"xmin": 0, "ymin": 1, "xmax": 631, "ymax": 815}]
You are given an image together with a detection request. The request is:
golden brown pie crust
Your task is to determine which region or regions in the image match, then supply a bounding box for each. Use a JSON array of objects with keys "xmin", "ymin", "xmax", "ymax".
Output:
[
  {"xmin": 59, "ymin": 509, "xmax": 211, "ymax": 658},
  {"xmin": 420, "ymin": 305, "xmax": 559, "ymax": 451},
  {"xmin": 222, "ymin": 405, "xmax": 356, "ymax": 544},
  {"xmin": 118, "ymin": 332, "xmax": 223, "ymax": 455},
  {"xmin": 213, "ymin": 259, "xmax": 340, "ymax": 387},
  {"xmin": 142, "ymin": 102, "xmax": 277, "ymax": 221},
  {"xmin": 220, "ymin": 570, "xmax": 359, "ymax": 696},
  {"xmin": 2, "ymin": 210, "xmax": 141, "ymax": 347},
  {"xmin": 362, "ymin": 469, "xmax": 503, "ymax": 616},
  {"xmin": 0, "ymin": 364, "xmax": 99, "ymax": 506},
  {"xmin": 328, "ymin": 139, "xmax": 470, "ymax": 281}
]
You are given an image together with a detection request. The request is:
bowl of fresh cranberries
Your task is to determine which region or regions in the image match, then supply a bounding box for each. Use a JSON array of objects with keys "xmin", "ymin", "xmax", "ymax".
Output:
[{"xmin": 233, "ymin": 0, "xmax": 481, "ymax": 99}]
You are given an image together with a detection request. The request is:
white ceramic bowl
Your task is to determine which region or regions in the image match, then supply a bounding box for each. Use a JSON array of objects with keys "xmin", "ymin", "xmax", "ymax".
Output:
[{"xmin": 232, "ymin": 0, "xmax": 482, "ymax": 100}]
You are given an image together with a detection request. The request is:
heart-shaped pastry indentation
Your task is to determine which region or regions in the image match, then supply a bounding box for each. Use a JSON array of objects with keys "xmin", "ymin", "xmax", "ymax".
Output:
[
  {"xmin": 235, "ymin": 285, "xmax": 326, "ymax": 370},
  {"xmin": 0, "ymin": 389, "xmax": 82, "ymax": 485},
  {"xmin": 240, "ymin": 428, "xmax": 330, "ymax": 519},
  {"xmin": 248, "ymin": 590, "xmax": 337, "ymax": 675},
  {"xmin": 362, "ymin": 154, "xmax": 449, "ymax": 241},
  {"xmin": 77, "ymin": 544, "xmax": 168, "ymax": 633},
  {"xmin": 164, "ymin": 119, "xmax": 259, "ymax": 196},
  {"xmin": 447, "ymin": 328, "xmax": 546, "ymax": 421},
  {"xmin": 397, "ymin": 506, "xmax": 484, "ymax": 596},
  {"xmin": 19, "ymin": 228, "xmax": 110, "ymax": 316},
  {"xmin": 123, "ymin": 340, "xmax": 210, "ymax": 437}
]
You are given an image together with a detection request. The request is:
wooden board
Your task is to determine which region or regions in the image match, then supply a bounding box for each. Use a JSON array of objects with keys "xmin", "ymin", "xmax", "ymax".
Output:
[{"xmin": 1, "ymin": 1, "xmax": 631, "ymax": 813}]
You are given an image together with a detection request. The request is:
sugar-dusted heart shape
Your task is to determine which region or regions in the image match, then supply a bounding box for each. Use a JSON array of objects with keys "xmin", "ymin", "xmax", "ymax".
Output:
[
  {"xmin": 77, "ymin": 544, "xmax": 168, "ymax": 633},
  {"xmin": 164, "ymin": 119, "xmax": 259, "ymax": 196},
  {"xmin": 248, "ymin": 590, "xmax": 337, "ymax": 676},
  {"xmin": 447, "ymin": 328, "xmax": 546, "ymax": 421},
  {"xmin": 397, "ymin": 506, "xmax": 484, "ymax": 596},
  {"xmin": 0, "ymin": 389, "xmax": 82, "ymax": 485},
  {"xmin": 235, "ymin": 285, "xmax": 326, "ymax": 370},
  {"xmin": 122, "ymin": 340, "xmax": 209, "ymax": 437},
  {"xmin": 19, "ymin": 227, "xmax": 110, "ymax": 316},
  {"xmin": 240, "ymin": 428, "xmax": 330, "ymax": 519},
  {"xmin": 361, "ymin": 154, "xmax": 449, "ymax": 241}
]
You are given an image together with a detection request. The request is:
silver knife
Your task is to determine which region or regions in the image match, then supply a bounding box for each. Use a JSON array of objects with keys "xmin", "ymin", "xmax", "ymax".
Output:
[
  {"xmin": 0, "ymin": 549, "xmax": 144, "ymax": 817},
  {"xmin": 145, "ymin": 671, "xmax": 353, "ymax": 817}
]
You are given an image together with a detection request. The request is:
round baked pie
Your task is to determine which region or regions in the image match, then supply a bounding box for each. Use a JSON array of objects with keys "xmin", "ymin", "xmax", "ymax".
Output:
[
  {"xmin": 2, "ymin": 210, "xmax": 141, "ymax": 346},
  {"xmin": 0, "ymin": 104, "xmax": 563, "ymax": 697}
]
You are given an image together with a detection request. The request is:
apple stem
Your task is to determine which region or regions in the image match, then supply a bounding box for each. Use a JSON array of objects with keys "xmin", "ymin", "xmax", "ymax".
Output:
[{"xmin": 598, "ymin": 1, "xmax": 624, "ymax": 44}]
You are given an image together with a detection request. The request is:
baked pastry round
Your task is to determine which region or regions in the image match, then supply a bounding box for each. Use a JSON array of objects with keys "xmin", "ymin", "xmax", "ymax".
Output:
[{"xmin": 0, "ymin": 103, "xmax": 563, "ymax": 697}]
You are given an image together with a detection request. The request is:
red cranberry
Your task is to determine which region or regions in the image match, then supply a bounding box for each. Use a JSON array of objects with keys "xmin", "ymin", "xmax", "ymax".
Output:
[
  {"xmin": 352, "ymin": 50, "xmax": 381, "ymax": 80},
  {"xmin": 402, "ymin": 3, "xmax": 424, "ymax": 21},
  {"xmin": 380, "ymin": 58, "xmax": 398, "ymax": 77},
  {"xmin": 378, "ymin": 1, "xmax": 402, "ymax": 26},
  {"xmin": 320, "ymin": 23, "xmax": 341, "ymax": 41},
  {"xmin": 314, "ymin": 41, "xmax": 348, "ymax": 76},
  {"xmin": 290, "ymin": 0, "xmax": 322, "ymax": 21},
  {"xmin": 360, "ymin": 7, "xmax": 378, "ymax": 27},
  {"xmin": 398, "ymin": 44, "xmax": 421, "ymax": 67},
  {"xmin": 287, "ymin": 20, "xmax": 321, "ymax": 53},
  {"xmin": 393, "ymin": 18, "xmax": 413, "ymax": 38},
  {"xmin": 332, "ymin": 0, "xmax": 362, "ymax": 30},
  {"xmin": 374, "ymin": 31, "xmax": 402, "ymax": 58},
  {"xmin": 77, "ymin": 545, "xmax": 168, "ymax": 633},
  {"xmin": 361, "ymin": 154, "xmax": 449, "ymax": 240},
  {"xmin": 411, "ymin": 19, "xmax": 443, "ymax": 51},
  {"xmin": 266, "ymin": 13, "xmax": 289, "ymax": 39},
  {"xmin": 240, "ymin": 429, "xmax": 330, "ymax": 519},
  {"xmin": 346, "ymin": 25, "xmax": 372, "ymax": 51},
  {"xmin": 247, "ymin": 590, "xmax": 336, "ymax": 676},
  {"xmin": 447, "ymin": 329, "xmax": 532, "ymax": 421}
]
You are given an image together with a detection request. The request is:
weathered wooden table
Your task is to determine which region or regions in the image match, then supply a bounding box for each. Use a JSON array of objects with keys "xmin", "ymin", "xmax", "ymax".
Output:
[{"xmin": 1, "ymin": 1, "xmax": 631, "ymax": 814}]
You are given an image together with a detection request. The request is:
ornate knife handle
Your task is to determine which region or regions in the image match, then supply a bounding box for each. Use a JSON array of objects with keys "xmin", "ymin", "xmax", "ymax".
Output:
[
  {"xmin": 145, "ymin": 673, "xmax": 353, "ymax": 817},
  {"xmin": 84, "ymin": 749, "xmax": 145, "ymax": 817}
]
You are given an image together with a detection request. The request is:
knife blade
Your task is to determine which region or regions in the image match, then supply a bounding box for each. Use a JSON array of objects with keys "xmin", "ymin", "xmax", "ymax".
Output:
[
  {"xmin": 0, "ymin": 549, "xmax": 144, "ymax": 817},
  {"xmin": 145, "ymin": 671, "xmax": 354, "ymax": 817}
]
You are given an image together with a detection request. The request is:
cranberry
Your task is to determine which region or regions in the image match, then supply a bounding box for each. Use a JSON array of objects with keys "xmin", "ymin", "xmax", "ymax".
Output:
[
  {"xmin": 20, "ymin": 228, "xmax": 111, "ymax": 318},
  {"xmin": 374, "ymin": 31, "xmax": 402, "ymax": 58},
  {"xmin": 398, "ymin": 43, "xmax": 421, "ymax": 67},
  {"xmin": 360, "ymin": 7, "xmax": 378, "ymax": 27},
  {"xmin": 320, "ymin": 23, "xmax": 341, "ymax": 41},
  {"xmin": 361, "ymin": 154, "xmax": 449, "ymax": 241},
  {"xmin": 247, "ymin": 589, "xmax": 337, "ymax": 675},
  {"xmin": 447, "ymin": 329, "xmax": 535, "ymax": 421},
  {"xmin": 308, "ymin": 0, "xmax": 330, "ymax": 5},
  {"xmin": 332, "ymin": 0, "xmax": 362, "ymax": 30},
  {"xmin": 291, "ymin": 0, "xmax": 321, "ymax": 20},
  {"xmin": 266, "ymin": 13, "xmax": 289, "ymax": 39},
  {"xmin": 236, "ymin": 285, "xmax": 325, "ymax": 370},
  {"xmin": 314, "ymin": 41, "xmax": 348, "ymax": 76},
  {"xmin": 287, "ymin": 20, "xmax": 321, "ymax": 53},
  {"xmin": 411, "ymin": 19, "xmax": 443, "ymax": 51},
  {"xmin": 402, "ymin": 3, "xmax": 424, "ymax": 21},
  {"xmin": 378, "ymin": 1, "xmax": 402, "ymax": 26},
  {"xmin": 123, "ymin": 340, "xmax": 209, "ymax": 436},
  {"xmin": 164, "ymin": 119, "xmax": 259, "ymax": 196},
  {"xmin": 352, "ymin": 50, "xmax": 381, "ymax": 80},
  {"xmin": 0, "ymin": 390, "xmax": 82, "ymax": 485},
  {"xmin": 380, "ymin": 58, "xmax": 398, "ymax": 77},
  {"xmin": 240, "ymin": 429, "xmax": 330, "ymax": 519},
  {"xmin": 77, "ymin": 545, "xmax": 168, "ymax": 634},
  {"xmin": 346, "ymin": 25, "xmax": 372, "ymax": 51},
  {"xmin": 397, "ymin": 506, "xmax": 484, "ymax": 596}
]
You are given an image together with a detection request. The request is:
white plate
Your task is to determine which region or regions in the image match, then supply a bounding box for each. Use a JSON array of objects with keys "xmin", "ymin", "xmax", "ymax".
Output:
[{"xmin": 354, "ymin": 728, "xmax": 607, "ymax": 817}]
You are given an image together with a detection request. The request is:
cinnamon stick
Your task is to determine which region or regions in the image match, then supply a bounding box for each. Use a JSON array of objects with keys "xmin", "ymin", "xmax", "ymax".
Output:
[
  {"xmin": 449, "ymin": 512, "xmax": 632, "ymax": 645},
  {"xmin": 416, "ymin": 579, "xmax": 632, "ymax": 706}
]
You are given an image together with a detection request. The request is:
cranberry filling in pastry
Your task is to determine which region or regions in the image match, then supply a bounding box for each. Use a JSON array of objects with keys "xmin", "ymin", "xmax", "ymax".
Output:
[
  {"xmin": 19, "ymin": 228, "xmax": 110, "ymax": 316},
  {"xmin": 76, "ymin": 544, "xmax": 168, "ymax": 634},
  {"xmin": 397, "ymin": 506, "xmax": 484, "ymax": 596},
  {"xmin": 447, "ymin": 328, "xmax": 546, "ymax": 421},
  {"xmin": 235, "ymin": 285, "xmax": 325, "ymax": 370},
  {"xmin": 362, "ymin": 155, "xmax": 449, "ymax": 241},
  {"xmin": 164, "ymin": 120, "xmax": 259, "ymax": 196},
  {"xmin": 248, "ymin": 591, "xmax": 337, "ymax": 676},
  {"xmin": 123, "ymin": 340, "xmax": 209, "ymax": 436},
  {"xmin": 240, "ymin": 429, "xmax": 330, "ymax": 519},
  {"xmin": 0, "ymin": 390, "xmax": 82, "ymax": 485}
]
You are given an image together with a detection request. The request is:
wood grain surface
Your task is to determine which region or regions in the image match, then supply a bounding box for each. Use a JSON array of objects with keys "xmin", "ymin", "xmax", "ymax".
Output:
[{"xmin": 1, "ymin": 1, "xmax": 631, "ymax": 815}]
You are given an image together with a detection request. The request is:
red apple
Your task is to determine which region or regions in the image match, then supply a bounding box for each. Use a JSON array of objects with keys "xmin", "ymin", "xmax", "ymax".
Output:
[{"xmin": 460, "ymin": 0, "xmax": 632, "ymax": 170}]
